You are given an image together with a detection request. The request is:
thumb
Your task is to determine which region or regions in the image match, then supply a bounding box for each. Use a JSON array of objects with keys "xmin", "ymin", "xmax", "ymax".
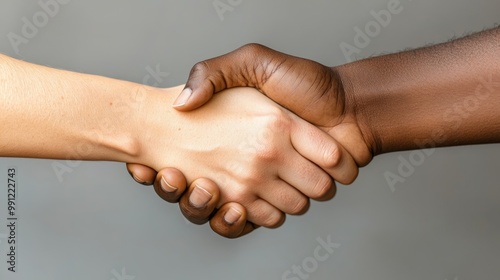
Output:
[
  {"xmin": 172, "ymin": 61, "xmax": 227, "ymax": 111},
  {"xmin": 172, "ymin": 43, "xmax": 265, "ymax": 111}
]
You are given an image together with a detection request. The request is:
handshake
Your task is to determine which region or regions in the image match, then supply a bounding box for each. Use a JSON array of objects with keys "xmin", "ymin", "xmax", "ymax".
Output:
[
  {"xmin": 126, "ymin": 44, "xmax": 374, "ymax": 238},
  {"xmin": 2, "ymin": 27, "xmax": 498, "ymax": 239},
  {"xmin": 124, "ymin": 26, "xmax": 500, "ymax": 238}
]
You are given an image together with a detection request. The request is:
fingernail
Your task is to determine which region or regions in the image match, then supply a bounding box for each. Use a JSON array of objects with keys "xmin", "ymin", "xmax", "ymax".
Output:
[
  {"xmin": 189, "ymin": 184, "xmax": 212, "ymax": 208},
  {"xmin": 172, "ymin": 88, "xmax": 192, "ymax": 107},
  {"xmin": 224, "ymin": 207, "xmax": 242, "ymax": 225},
  {"xmin": 160, "ymin": 176, "xmax": 178, "ymax": 193},
  {"xmin": 130, "ymin": 172, "xmax": 152, "ymax": 185}
]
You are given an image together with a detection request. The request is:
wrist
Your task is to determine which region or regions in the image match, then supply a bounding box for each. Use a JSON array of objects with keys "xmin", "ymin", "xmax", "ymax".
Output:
[
  {"xmin": 70, "ymin": 76, "xmax": 148, "ymax": 163},
  {"xmin": 0, "ymin": 56, "xmax": 149, "ymax": 162},
  {"xmin": 334, "ymin": 37, "xmax": 500, "ymax": 156},
  {"xmin": 332, "ymin": 63, "xmax": 381, "ymax": 157},
  {"xmin": 126, "ymin": 85, "xmax": 184, "ymax": 169}
]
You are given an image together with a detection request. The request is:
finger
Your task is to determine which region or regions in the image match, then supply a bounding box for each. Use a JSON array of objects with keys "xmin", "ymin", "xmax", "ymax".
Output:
[
  {"xmin": 126, "ymin": 163, "xmax": 157, "ymax": 185},
  {"xmin": 173, "ymin": 44, "xmax": 264, "ymax": 111},
  {"xmin": 246, "ymin": 199, "xmax": 286, "ymax": 229},
  {"xmin": 209, "ymin": 202, "xmax": 258, "ymax": 239},
  {"xmin": 330, "ymin": 126, "xmax": 373, "ymax": 167},
  {"xmin": 289, "ymin": 114, "xmax": 359, "ymax": 185},
  {"xmin": 257, "ymin": 179, "xmax": 311, "ymax": 215},
  {"xmin": 312, "ymin": 179, "xmax": 337, "ymax": 201},
  {"xmin": 172, "ymin": 62, "xmax": 224, "ymax": 111},
  {"xmin": 179, "ymin": 178, "xmax": 221, "ymax": 225},
  {"xmin": 151, "ymin": 168, "xmax": 188, "ymax": 203},
  {"xmin": 277, "ymin": 150, "xmax": 337, "ymax": 201}
]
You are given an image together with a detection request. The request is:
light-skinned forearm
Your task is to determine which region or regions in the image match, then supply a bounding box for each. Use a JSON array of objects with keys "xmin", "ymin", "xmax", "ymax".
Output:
[
  {"xmin": 0, "ymin": 54, "xmax": 162, "ymax": 162},
  {"xmin": 337, "ymin": 27, "xmax": 500, "ymax": 155}
]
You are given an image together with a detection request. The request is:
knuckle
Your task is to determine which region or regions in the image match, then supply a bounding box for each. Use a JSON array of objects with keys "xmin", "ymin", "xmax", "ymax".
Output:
[
  {"xmin": 263, "ymin": 109, "xmax": 289, "ymax": 136},
  {"xmin": 230, "ymin": 162, "xmax": 261, "ymax": 188},
  {"xmin": 239, "ymin": 43, "xmax": 276, "ymax": 85},
  {"xmin": 240, "ymin": 43, "xmax": 267, "ymax": 54},
  {"xmin": 251, "ymin": 111, "xmax": 289, "ymax": 161},
  {"xmin": 189, "ymin": 61, "xmax": 227, "ymax": 92},
  {"xmin": 190, "ymin": 61, "xmax": 210, "ymax": 77},
  {"xmin": 323, "ymin": 145, "xmax": 342, "ymax": 168},
  {"xmin": 252, "ymin": 145, "xmax": 277, "ymax": 163},
  {"xmin": 262, "ymin": 106, "xmax": 285, "ymax": 123}
]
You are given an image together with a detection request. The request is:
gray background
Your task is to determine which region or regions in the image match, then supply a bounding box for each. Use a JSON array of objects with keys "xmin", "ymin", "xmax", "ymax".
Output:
[{"xmin": 1, "ymin": 0, "xmax": 499, "ymax": 279}]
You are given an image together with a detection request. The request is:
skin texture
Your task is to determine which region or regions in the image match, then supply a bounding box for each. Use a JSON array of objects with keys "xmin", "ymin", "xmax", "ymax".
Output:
[
  {"xmin": 0, "ymin": 54, "xmax": 350, "ymax": 230},
  {"xmin": 129, "ymin": 26, "xmax": 500, "ymax": 238},
  {"xmin": 341, "ymin": 27, "xmax": 500, "ymax": 154}
]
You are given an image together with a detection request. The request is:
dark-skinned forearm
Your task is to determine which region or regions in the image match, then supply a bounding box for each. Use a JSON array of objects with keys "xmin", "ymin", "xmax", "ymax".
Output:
[{"xmin": 336, "ymin": 27, "xmax": 500, "ymax": 155}]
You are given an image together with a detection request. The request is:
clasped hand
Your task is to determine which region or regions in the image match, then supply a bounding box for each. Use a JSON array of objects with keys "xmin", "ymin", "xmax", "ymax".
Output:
[{"xmin": 128, "ymin": 44, "xmax": 372, "ymax": 238}]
